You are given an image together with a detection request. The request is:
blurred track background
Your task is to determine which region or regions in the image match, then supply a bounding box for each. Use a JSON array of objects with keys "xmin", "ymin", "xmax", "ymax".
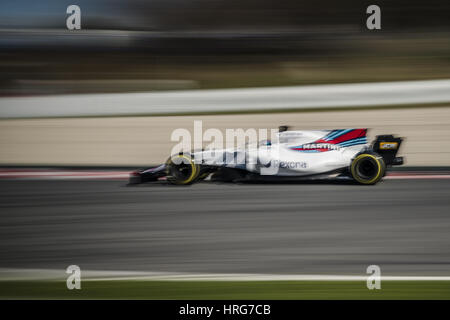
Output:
[
  {"xmin": 1, "ymin": 0, "xmax": 450, "ymax": 166},
  {"xmin": 1, "ymin": 107, "xmax": 450, "ymax": 166},
  {"xmin": 0, "ymin": 0, "xmax": 450, "ymax": 295}
]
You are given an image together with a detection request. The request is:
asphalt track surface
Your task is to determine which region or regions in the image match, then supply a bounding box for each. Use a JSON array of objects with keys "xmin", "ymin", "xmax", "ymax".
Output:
[{"xmin": 1, "ymin": 179, "xmax": 449, "ymax": 276}]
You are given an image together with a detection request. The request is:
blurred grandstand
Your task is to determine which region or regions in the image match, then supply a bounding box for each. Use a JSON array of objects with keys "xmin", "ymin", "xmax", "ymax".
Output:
[{"xmin": 0, "ymin": 0, "xmax": 449, "ymax": 95}]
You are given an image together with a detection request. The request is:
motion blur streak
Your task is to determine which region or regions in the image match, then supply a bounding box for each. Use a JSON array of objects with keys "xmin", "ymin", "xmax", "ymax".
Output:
[
  {"xmin": 0, "ymin": 179, "xmax": 449, "ymax": 275},
  {"xmin": 0, "ymin": 169, "xmax": 449, "ymax": 180},
  {"xmin": 1, "ymin": 80, "xmax": 450, "ymax": 118},
  {"xmin": 1, "ymin": 0, "xmax": 450, "ymax": 291},
  {"xmin": 1, "ymin": 1, "xmax": 450, "ymax": 97},
  {"xmin": 1, "ymin": 107, "xmax": 449, "ymax": 166}
]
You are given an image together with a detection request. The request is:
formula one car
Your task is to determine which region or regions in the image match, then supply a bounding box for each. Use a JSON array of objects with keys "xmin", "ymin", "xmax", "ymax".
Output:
[{"xmin": 129, "ymin": 127, "xmax": 404, "ymax": 185}]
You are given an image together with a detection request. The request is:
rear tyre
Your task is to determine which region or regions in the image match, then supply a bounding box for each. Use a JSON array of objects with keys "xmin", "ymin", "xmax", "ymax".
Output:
[
  {"xmin": 350, "ymin": 153, "xmax": 385, "ymax": 185},
  {"xmin": 166, "ymin": 154, "xmax": 200, "ymax": 185}
]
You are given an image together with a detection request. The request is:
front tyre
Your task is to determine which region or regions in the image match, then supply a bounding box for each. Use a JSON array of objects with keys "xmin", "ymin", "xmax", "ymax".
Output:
[
  {"xmin": 350, "ymin": 153, "xmax": 385, "ymax": 185},
  {"xmin": 166, "ymin": 154, "xmax": 200, "ymax": 185}
]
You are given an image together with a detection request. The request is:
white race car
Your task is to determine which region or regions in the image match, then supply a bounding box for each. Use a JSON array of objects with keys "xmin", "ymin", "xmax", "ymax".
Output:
[{"xmin": 130, "ymin": 127, "xmax": 404, "ymax": 185}]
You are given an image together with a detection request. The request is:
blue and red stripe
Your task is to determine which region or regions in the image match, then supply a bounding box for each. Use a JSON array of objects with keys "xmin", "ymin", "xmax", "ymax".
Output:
[{"xmin": 290, "ymin": 129, "xmax": 367, "ymax": 152}]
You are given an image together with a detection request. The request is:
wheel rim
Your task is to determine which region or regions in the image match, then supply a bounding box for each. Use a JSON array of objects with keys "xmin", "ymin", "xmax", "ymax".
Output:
[
  {"xmin": 356, "ymin": 157, "xmax": 379, "ymax": 180},
  {"xmin": 351, "ymin": 153, "xmax": 384, "ymax": 184},
  {"xmin": 170, "ymin": 163, "xmax": 193, "ymax": 181},
  {"xmin": 167, "ymin": 155, "xmax": 198, "ymax": 184}
]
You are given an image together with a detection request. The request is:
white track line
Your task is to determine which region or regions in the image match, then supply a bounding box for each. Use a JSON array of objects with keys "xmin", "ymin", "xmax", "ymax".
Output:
[
  {"xmin": 87, "ymin": 274, "xmax": 450, "ymax": 282},
  {"xmin": 1, "ymin": 170, "xmax": 450, "ymax": 180},
  {"xmin": 1, "ymin": 268, "xmax": 450, "ymax": 281}
]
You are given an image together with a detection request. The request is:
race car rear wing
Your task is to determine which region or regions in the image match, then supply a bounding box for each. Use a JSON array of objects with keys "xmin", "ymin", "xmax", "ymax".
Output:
[{"xmin": 372, "ymin": 135, "xmax": 404, "ymax": 166}]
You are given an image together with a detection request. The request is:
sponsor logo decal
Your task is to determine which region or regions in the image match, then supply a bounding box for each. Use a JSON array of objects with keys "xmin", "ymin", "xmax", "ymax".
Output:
[
  {"xmin": 265, "ymin": 160, "xmax": 308, "ymax": 169},
  {"xmin": 379, "ymin": 142, "xmax": 398, "ymax": 150},
  {"xmin": 290, "ymin": 129, "xmax": 368, "ymax": 152}
]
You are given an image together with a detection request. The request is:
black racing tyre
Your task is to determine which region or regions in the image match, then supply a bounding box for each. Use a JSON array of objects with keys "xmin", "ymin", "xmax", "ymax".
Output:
[
  {"xmin": 350, "ymin": 153, "xmax": 386, "ymax": 185},
  {"xmin": 165, "ymin": 154, "xmax": 200, "ymax": 185}
]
